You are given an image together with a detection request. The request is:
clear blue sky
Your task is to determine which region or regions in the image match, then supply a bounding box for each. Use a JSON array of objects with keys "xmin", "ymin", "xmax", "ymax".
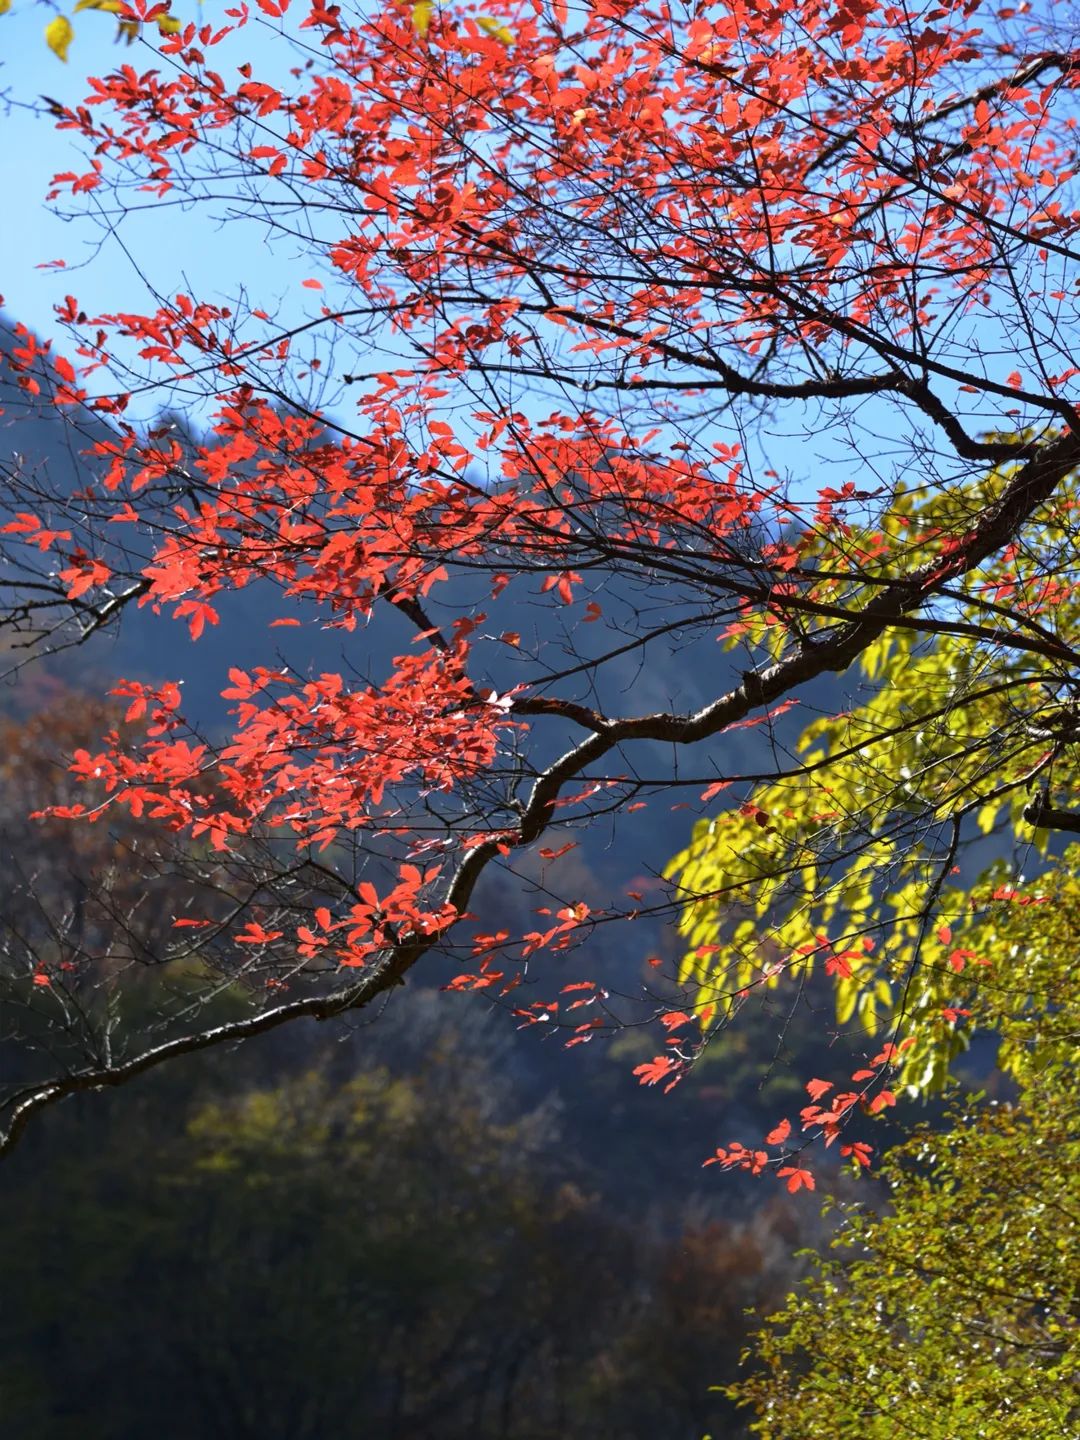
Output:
[
  {"xmin": 4, "ymin": 5, "xmax": 309, "ymax": 354},
  {"xmin": 1, "ymin": 4, "xmax": 915, "ymax": 498}
]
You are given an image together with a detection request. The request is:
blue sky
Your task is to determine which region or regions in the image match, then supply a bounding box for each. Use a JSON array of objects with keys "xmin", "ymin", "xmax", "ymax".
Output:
[
  {"xmin": 4, "ymin": 5, "xmax": 303, "ymax": 352},
  {"xmin": 1, "ymin": 2, "xmax": 983, "ymax": 507}
]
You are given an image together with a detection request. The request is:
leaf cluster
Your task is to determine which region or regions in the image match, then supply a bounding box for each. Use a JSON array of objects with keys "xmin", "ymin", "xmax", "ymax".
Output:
[{"xmin": 730, "ymin": 872, "xmax": 1080, "ymax": 1436}]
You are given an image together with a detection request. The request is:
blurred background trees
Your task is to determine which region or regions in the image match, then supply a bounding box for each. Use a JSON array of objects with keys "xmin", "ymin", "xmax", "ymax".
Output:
[{"xmin": 0, "ymin": 987, "xmax": 821, "ymax": 1440}]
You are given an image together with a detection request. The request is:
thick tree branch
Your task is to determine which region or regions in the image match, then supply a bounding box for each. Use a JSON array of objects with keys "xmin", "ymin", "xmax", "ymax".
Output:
[
  {"xmin": 5, "ymin": 428, "xmax": 1077, "ymax": 1155},
  {"xmin": 1023, "ymin": 788, "xmax": 1080, "ymax": 834}
]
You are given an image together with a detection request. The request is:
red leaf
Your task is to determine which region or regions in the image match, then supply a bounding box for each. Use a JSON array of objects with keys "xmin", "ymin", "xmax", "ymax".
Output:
[
  {"xmin": 659, "ymin": 1010, "xmax": 693, "ymax": 1031},
  {"xmin": 840, "ymin": 1141, "xmax": 873, "ymax": 1168},
  {"xmin": 765, "ymin": 1117, "xmax": 791, "ymax": 1146},
  {"xmin": 777, "ymin": 1166, "xmax": 815, "ymax": 1193},
  {"xmin": 633, "ymin": 1055, "xmax": 680, "ymax": 1087},
  {"xmin": 700, "ymin": 780, "xmax": 730, "ymax": 802}
]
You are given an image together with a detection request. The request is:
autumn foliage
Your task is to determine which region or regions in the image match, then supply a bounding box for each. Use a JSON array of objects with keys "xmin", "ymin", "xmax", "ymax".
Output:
[{"xmin": 2, "ymin": 0, "xmax": 1080, "ymax": 1184}]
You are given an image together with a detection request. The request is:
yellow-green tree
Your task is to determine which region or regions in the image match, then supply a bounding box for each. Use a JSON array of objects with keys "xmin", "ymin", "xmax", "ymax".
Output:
[
  {"xmin": 666, "ymin": 464, "xmax": 1080, "ymax": 1124},
  {"xmin": 728, "ymin": 854, "xmax": 1080, "ymax": 1436}
]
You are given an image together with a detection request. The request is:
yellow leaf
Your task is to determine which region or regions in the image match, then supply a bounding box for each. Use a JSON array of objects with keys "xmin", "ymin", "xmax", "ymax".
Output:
[
  {"xmin": 835, "ymin": 976, "xmax": 859, "ymax": 1027},
  {"xmin": 411, "ymin": 0, "xmax": 432, "ymax": 35},
  {"xmin": 45, "ymin": 13, "xmax": 74, "ymax": 59},
  {"xmin": 156, "ymin": 11, "xmax": 180, "ymax": 30},
  {"xmin": 0, "ymin": 0, "xmax": 11, "ymax": 17},
  {"xmin": 73, "ymin": 0, "xmax": 125, "ymax": 10},
  {"xmin": 118, "ymin": 15, "xmax": 138, "ymax": 39},
  {"xmin": 476, "ymin": 14, "xmax": 512, "ymax": 42}
]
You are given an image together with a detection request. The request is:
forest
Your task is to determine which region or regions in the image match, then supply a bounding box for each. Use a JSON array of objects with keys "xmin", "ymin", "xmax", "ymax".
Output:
[{"xmin": 2, "ymin": 0, "xmax": 1080, "ymax": 1432}]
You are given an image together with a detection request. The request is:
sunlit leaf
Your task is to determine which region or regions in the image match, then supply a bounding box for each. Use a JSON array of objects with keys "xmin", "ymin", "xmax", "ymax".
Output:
[
  {"xmin": 476, "ymin": 14, "xmax": 512, "ymax": 42},
  {"xmin": 411, "ymin": 0, "xmax": 432, "ymax": 35},
  {"xmin": 44, "ymin": 12, "xmax": 73, "ymax": 58}
]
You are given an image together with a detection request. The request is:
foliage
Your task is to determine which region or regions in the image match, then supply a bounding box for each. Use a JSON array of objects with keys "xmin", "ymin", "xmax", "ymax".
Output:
[
  {"xmin": 0, "ymin": 997, "xmax": 810, "ymax": 1439},
  {"xmin": 664, "ymin": 462, "xmax": 1080, "ymax": 1168},
  {"xmin": 2, "ymin": 0, "xmax": 183, "ymax": 63},
  {"xmin": 1, "ymin": 0, "xmax": 1080, "ymax": 1182},
  {"xmin": 729, "ymin": 858, "xmax": 1080, "ymax": 1436},
  {"xmin": 0, "ymin": 693, "xmax": 261, "ymax": 1104}
]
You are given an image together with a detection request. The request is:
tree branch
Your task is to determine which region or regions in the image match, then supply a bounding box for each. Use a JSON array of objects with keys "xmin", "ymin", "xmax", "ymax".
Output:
[{"xmin": 5, "ymin": 427, "xmax": 1077, "ymax": 1155}]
